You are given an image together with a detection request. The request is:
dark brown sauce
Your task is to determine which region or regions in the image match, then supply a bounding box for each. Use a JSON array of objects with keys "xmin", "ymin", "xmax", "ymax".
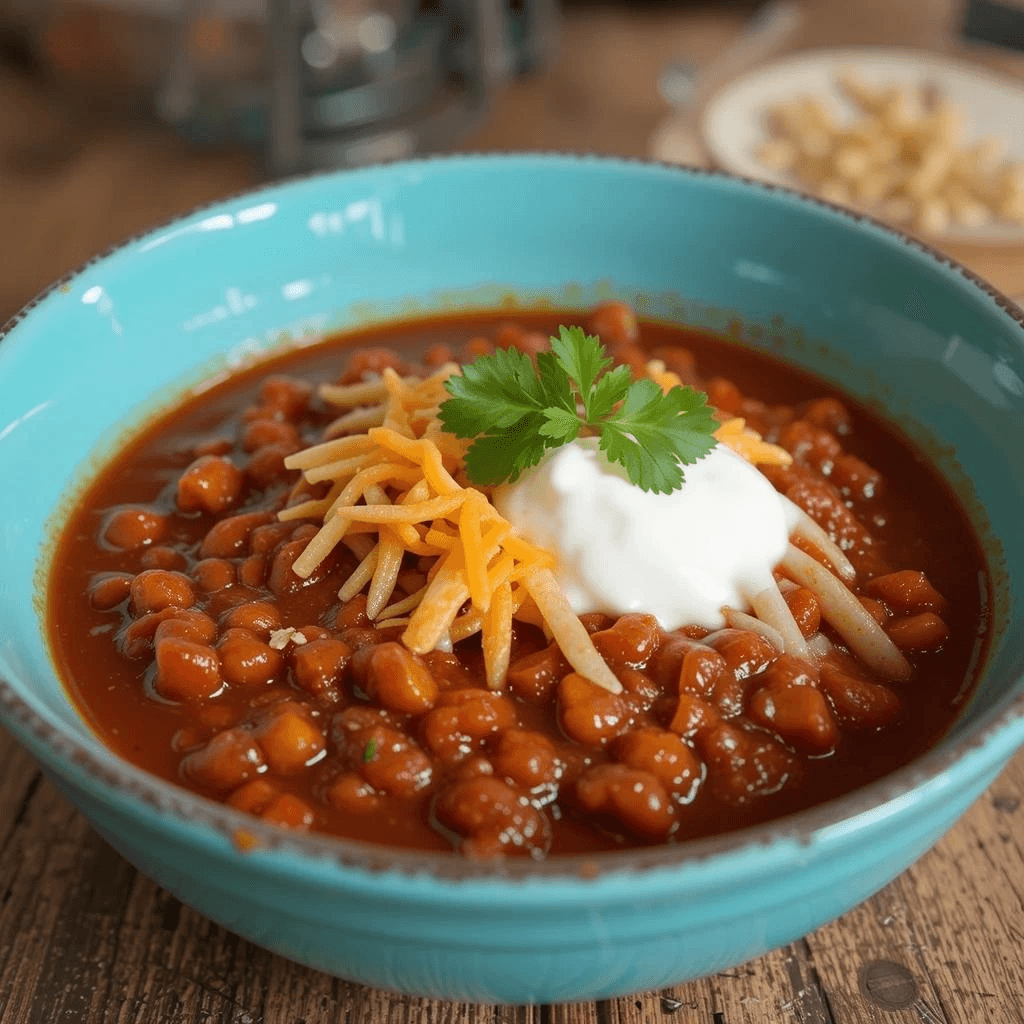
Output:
[{"xmin": 47, "ymin": 311, "xmax": 990, "ymax": 856}]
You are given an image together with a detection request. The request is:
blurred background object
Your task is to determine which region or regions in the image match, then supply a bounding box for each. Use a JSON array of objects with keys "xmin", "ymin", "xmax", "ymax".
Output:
[
  {"xmin": 1, "ymin": 0, "xmax": 559, "ymax": 174},
  {"xmin": 2, "ymin": 0, "xmax": 1024, "ymax": 319}
]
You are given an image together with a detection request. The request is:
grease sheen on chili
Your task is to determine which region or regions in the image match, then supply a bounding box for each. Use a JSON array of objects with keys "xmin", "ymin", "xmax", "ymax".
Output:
[{"xmin": 47, "ymin": 307, "xmax": 990, "ymax": 858}]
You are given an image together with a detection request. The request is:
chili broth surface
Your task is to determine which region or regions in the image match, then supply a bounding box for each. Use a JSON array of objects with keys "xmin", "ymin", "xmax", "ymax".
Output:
[{"xmin": 47, "ymin": 309, "xmax": 989, "ymax": 858}]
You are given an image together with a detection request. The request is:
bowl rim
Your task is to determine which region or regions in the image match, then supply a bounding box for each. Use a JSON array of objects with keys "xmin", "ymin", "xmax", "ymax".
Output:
[{"xmin": 2, "ymin": 151, "xmax": 1024, "ymax": 884}]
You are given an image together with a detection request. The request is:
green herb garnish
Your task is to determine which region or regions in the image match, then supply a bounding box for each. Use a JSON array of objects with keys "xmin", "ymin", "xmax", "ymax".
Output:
[
  {"xmin": 438, "ymin": 326, "xmax": 718, "ymax": 494},
  {"xmin": 363, "ymin": 737, "xmax": 378, "ymax": 763}
]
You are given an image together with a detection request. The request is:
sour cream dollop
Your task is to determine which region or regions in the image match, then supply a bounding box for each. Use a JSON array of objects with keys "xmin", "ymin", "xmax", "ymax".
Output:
[{"xmin": 493, "ymin": 438, "xmax": 800, "ymax": 631}]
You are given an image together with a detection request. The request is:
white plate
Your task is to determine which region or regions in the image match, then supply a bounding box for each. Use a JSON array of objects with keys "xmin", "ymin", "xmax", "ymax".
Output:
[{"xmin": 701, "ymin": 47, "xmax": 1024, "ymax": 244}]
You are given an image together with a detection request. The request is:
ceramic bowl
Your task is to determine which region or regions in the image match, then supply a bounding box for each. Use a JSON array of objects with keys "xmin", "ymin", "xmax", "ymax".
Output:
[{"xmin": 1, "ymin": 155, "xmax": 1023, "ymax": 1004}]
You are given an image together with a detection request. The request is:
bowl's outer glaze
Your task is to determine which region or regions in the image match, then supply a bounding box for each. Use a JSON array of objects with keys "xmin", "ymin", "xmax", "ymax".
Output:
[{"xmin": 2, "ymin": 155, "xmax": 1024, "ymax": 1003}]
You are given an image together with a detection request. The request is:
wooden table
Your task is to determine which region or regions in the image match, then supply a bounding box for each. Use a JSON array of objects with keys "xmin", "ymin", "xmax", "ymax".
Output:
[{"xmin": 2, "ymin": 3, "xmax": 1023, "ymax": 1022}]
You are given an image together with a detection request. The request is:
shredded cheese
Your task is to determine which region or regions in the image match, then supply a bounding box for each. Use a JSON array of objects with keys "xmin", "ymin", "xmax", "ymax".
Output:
[
  {"xmin": 280, "ymin": 366, "xmax": 622, "ymax": 691},
  {"xmin": 280, "ymin": 357, "xmax": 797, "ymax": 694}
]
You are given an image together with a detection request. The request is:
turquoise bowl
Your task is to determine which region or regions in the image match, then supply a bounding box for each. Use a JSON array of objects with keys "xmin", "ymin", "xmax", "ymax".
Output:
[{"xmin": 2, "ymin": 155, "xmax": 1023, "ymax": 1004}]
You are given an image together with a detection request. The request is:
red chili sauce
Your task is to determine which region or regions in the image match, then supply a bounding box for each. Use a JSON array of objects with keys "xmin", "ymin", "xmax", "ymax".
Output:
[{"xmin": 47, "ymin": 305, "xmax": 989, "ymax": 858}]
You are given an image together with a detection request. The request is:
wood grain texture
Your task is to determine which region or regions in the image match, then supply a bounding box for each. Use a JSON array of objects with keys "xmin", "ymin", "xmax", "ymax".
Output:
[{"xmin": 2, "ymin": 2, "xmax": 1024, "ymax": 1021}]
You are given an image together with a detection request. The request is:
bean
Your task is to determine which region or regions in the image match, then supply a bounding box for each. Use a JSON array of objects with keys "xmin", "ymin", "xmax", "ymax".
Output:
[
  {"xmin": 421, "ymin": 650, "xmax": 479, "ymax": 689},
  {"xmin": 434, "ymin": 776, "xmax": 550, "ymax": 858},
  {"xmin": 422, "ymin": 690, "xmax": 518, "ymax": 764},
  {"xmin": 668, "ymin": 692, "xmax": 720, "ymax": 738},
  {"xmin": 696, "ymin": 722, "xmax": 797, "ymax": 806},
  {"xmin": 649, "ymin": 345, "xmax": 698, "ymax": 385},
  {"xmin": 423, "ymin": 343, "xmax": 454, "ymax": 367},
  {"xmin": 249, "ymin": 521, "xmax": 294, "ymax": 556},
  {"xmin": 198, "ymin": 703, "xmax": 236, "ymax": 730},
  {"xmin": 784, "ymin": 478, "xmax": 873, "ymax": 561},
  {"xmin": 89, "ymin": 573, "xmax": 133, "ymax": 610},
  {"xmin": 363, "ymin": 643, "xmax": 439, "ymax": 715},
  {"xmin": 176, "ymin": 455, "xmax": 245, "ymax": 516},
  {"xmin": 557, "ymin": 673, "xmax": 632, "ymax": 748},
  {"xmin": 290, "ymin": 638, "xmax": 352, "ymax": 701},
  {"xmin": 241, "ymin": 418, "xmax": 301, "ymax": 454},
  {"xmin": 252, "ymin": 702, "xmax": 326, "ymax": 775},
  {"xmin": 268, "ymin": 538, "xmax": 326, "ymax": 595},
  {"xmin": 575, "ymin": 764, "xmax": 676, "ymax": 840},
  {"xmin": 323, "ymin": 773, "xmax": 381, "ymax": 814},
  {"xmin": 194, "ymin": 558, "xmax": 236, "ymax": 593},
  {"xmin": 577, "ymin": 612, "xmax": 615, "ymax": 634},
  {"xmin": 339, "ymin": 349, "xmax": 409, "ymax": 385},
  {"xmin": 237, "ymin": 554, "xmax": 267, "ymax": 589},
  {"xmin": 154, "ymin": 638, "xmax": 223, "ymax": 701},
  {"xmin": 220, "ymin": 600, "xmax": 281, "ymax": 638},
  {"xmin": 887, "ymin": 612, "xmax": 949, "ymax": 651},
  {"xmin": 783, "ymin": 587, "xmax": 821, "ymax": 638},
  {"xmin": 193, "ymin": 438, "xmax": 233, "ymax": 458},
  {"xmin": 506, "ymin": 644, "xmax": 569, "ymax": 703},
  {"xmin": 332, "ymin": 705, "xmax": 395, "ymax": 741},
  {"xmin": 218, "ymin": 628, "xmax": 283, "ymax": 687},
  {"xmin": 706, "ymin": 629, "xmax": 777, "ymax": 680},
  {"xmin": 798, "ymin": 397, "xmax": 851, "ymax": 435},
  {"xmin": 140, "ymin": 546, "xmax": 187, "ymax": 572},
  {"xmin": 337, "ymin": 627, "xmax": 385, "ymax": 652},
  {"xmin": 748, "ymin": 679, "xmax": 839, "ymax": 755},
  {"xmin": 153, "ymin": 609, "xmax": 217, "ymax": 646},
  {"xmin": 651, "ymin": 635, "xmax": 729, "ymax": 697},
  {"xmin": 334, "ymin": 594, "xmax": 371, "ymax": 629},
  {"xmin": 118, "ymin": 609, "xmax": 179, "ymax": 658},
  {"xmin": 859, "ymin": 596, "xmax": 890, "ymax": 626},
  {"xmin": 613, "ymin": 727, "xmax": 702, "ymax": 799},
  {"xmin": 819, "ymin": 658, "xmax": 901, "ymax": 729},
  {"xmin": 171, "ymin": 725, "xmax": 209, "ymax": 753},
  {"xmin": 199, "ymin": 510, "xmax": 275, "ymax": 559},
  {"xmin": 260, "ymin": 793, "xmax": 316, "ymax": 830},
  {"xmin": 588, "ymin": 301, "xmax": 639, "ymax": 345},
  {"xmin": 130, "ymin": 569, "xmax": 196, "ymax": 615},
  {"xmin": 709, "ymin": 672, "xmax": 751, "ymax": 718},
  {"xmin": 462, "ymin": 337, "xmax": 494, "ymax": 360},
  {"xmin": 259, "ymin": 375, "xmax": 312, "ymax": 420},
  {"xmin": 590, "ymin": 614, "xmax": 662, "ymax": 672},
  {"xmin": 831, "ymin": 453, "xmax": 883, "ymax": 502},
  {"xmin": 490, "ymin": 729, "xmax": 560, "ymax": 791},
  {"xmin": 246, "ymin": 442, "xmax": 299, "ymax": 489},
  {"xmin": 706, "ymin": 377, "xmax": 743, "ymax": 416},
  {"xmin": 102, "ymin": 507, "xmax": 168, "ymax": 550},
  {"xmin": 756, "ymin": 653, "xmax": 820, "ymax": 690},
  {"xmin": 619, "ymin": 668, "xmax": 663, "ymax": 714},
  {"xmin": 358, "ymin": 725, "xmax": 433, "ymax": 797},
  {"xmin": 227, "ymin": 778, "xmax": 279, "ymax": 814},
  {"xmin": 508, "ymin": 329, "xmax": 549, "ymax": 357},
  {"xmin": 181, "ymin": 728, "xmax": 264, "ymax": 792},
  {"xmin": 866, "ymin": 570, "xmax": 946, "ymax": 614},
  {"xmin": 778, "ymin": 420, "xmax": 842, "ymax": 470}
]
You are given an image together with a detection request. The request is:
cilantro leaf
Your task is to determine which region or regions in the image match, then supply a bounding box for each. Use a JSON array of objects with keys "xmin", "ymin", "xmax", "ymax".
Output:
[
  {"xmin": 462, "ymin": 414, "xmax": 551, "ymax": 485},
  {"xmin": 540, "ymin": 406, "xmax": 582, "ymax": 441},
  {"xmin": 588, "ymin": 362, "xmax": 631, "ymax": 421},
  {"xmin": 439, "ymin": 324, "xmax": 719, "ymax": 492},
  {"xmin": 534, "ymin": 350, "xmax": 576, "ymax": 413},
  {"xmin": 549, "ymin": 326, "xmax": 612, "ymax": 420},
  {"xmin": 439, "ymin": 346, "xmax": 548, "ymax": 435},
  {"xmin": 600, "ymin": 379, "xmax": 719, "ymax": 493}
]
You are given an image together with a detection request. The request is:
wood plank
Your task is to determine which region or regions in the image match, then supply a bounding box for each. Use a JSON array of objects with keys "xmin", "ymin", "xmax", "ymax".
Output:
[{"xmin": 801, "ymin": 753, "xmax": 1024, "ymax": 1024}]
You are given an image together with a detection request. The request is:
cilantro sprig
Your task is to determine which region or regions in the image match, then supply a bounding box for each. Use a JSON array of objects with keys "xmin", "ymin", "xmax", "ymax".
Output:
[{"xmin": 438, "ymin": 326, "xmax": 719, "ymax": 494}]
